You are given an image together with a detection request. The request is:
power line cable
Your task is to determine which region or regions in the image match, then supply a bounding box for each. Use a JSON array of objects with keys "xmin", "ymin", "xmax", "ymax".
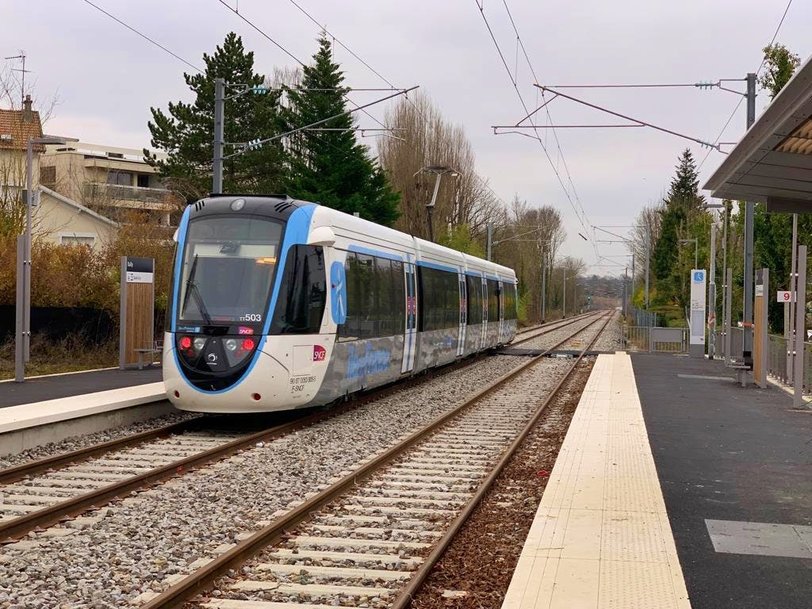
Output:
[
  {"xmin": 699, "ymin": 0, "xmax": 794, "ymax": 171},
  {"xmin": 475, "ymin": 0, "xmax": 599, "ymax": 261},
  {"xmin": 216, "ymin": 0, "xmax": 393, "ymax": 134},
  {"xmin": 81, "ymin": 0, "xmax": 203, "ymax": 73}
]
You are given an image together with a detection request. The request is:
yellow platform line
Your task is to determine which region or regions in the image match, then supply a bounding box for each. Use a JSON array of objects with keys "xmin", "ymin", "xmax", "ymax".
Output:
[{"xmin": 502, "ymin": 353, "xmax": 691, "ymax": 609}]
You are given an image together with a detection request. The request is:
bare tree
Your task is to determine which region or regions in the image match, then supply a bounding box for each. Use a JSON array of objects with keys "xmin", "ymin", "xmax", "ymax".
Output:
[
  {"xmin": 378, "ymin": 92, "xmax": 503, "ymax": 243},
  {"xmin": 630, "ymin": 202, "xmax": 662, "ymax": 285}
]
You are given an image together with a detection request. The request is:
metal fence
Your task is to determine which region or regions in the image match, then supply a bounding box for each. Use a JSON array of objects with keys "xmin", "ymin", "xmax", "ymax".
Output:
[
  {"xmin": 623, "ymin": 326, "xmax": 688, "ymax": 353},
  {"xmin": 629, "ymin": 307, "xmax": 658, "ymax": 327}
]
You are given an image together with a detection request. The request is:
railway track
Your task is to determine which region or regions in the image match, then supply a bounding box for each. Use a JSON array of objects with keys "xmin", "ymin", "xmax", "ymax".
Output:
[
  {"xmin": 0, "ymin": 311, "xmax": 604, "ymax": 544},
  {"xmin": 139, "ymin": 310, "xmax": 614, "ymax": 609}
]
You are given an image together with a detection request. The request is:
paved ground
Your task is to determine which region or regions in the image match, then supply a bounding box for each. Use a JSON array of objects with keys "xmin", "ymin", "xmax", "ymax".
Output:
[
  {"xmin": 0, "ymin": 368, "xmax": 162, "ymax": 408},
  {"xmin": 632, "ymin": 353, "xmax": 812, "ymax": 609}
]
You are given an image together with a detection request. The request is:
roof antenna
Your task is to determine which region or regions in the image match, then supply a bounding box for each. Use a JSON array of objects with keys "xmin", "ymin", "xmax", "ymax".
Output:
[{"xmin": 4, "ymin": 50, "xmax": 30, "ymax": 107}]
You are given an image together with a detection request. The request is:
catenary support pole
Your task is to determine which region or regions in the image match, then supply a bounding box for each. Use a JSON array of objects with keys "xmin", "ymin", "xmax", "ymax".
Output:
[
  {"xmin": 563, "ymin": 272, "xmax": 567, "ymax": 319},
  {"xmin": 213, "ymin": 77, "xmax": 225, "ymax": 194},
  {"xmin": 721, "ymin": 205, "xmax": 729, "ymax": 358},
  {"xmin": 725, "ymin": 267, "xmax": 733, "ymax": 366},
  {"xmin": 709, "ymin": 222, "xmax": 717, "ymax": 358},
  {"xmin": 788, "ymin": 213, "xmax": 798, "ymax": 383},
  {"xmin": 14, "ymin": 235, "xmax": 25, "ymax": 382},
  {"xmin": 742, "ymin": 72, "xmax": 757, "ymax": 377},
  {"xmin": 486, "ymin": 223, "xmax": 492, "ymax": 261},
  {"xmin": 793, "ymin": 246, "xmax": 806, "ymax": 408},
  {"xmin": 540, "ymin": 251, "xmax": 547, "ymax": 322}
]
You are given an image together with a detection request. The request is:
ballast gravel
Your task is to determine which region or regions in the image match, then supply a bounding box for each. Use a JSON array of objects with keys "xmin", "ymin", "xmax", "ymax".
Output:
[
  {"xmin": 0, "ymin": 356, "xmax": 519, "ymax": 607},
  {"xmin": 0, "ymin": 316, "xmax": 606, "ymax": 607},
  {"xmin": 0, "ymin": 410, "xmax": 200, "ymax": 470}
]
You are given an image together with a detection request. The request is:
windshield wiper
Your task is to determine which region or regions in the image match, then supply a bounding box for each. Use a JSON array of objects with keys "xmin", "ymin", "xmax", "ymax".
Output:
[{"xmin": 182, "ymin": 254, "xmax": 213, "ymax": 325}]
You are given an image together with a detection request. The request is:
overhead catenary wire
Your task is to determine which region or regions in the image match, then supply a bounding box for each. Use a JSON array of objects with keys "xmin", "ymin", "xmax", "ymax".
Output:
[
  {"xmin": 216, "ymin": 0, "xmax": 394, "ymax": 135},
  {"xmin": 81, "ymin": 0, "xmax": 203, "ymax": 73},
  {"xmin": 698, "ymin": 0, "xmax": 794, "ymax": 170},
  {"xmin": 474, "ymin": 0, "xmax": 600, "ymax": 263}
]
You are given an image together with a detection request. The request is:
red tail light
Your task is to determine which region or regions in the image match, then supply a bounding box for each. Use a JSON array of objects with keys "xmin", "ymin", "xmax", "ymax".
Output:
[
  {"xmin": 241, "ymin": 338, "xmax": 256, "ymax": 351},
  {"xmin": 179, "ymin": 336, "xmax": 192, "ymax": 350}
]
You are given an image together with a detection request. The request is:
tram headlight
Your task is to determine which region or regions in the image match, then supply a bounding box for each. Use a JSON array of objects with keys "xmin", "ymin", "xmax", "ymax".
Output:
[
  {"xmin": 224, "ymin": 338, "xmax": 238, "ymax": 352},
  {"xmin": 179, "ymin": 336, "xmax": 192, "ymax": 350},
  {"xmin": 193, "ymin": 337, "xmax": 207, "ymax": 352}
]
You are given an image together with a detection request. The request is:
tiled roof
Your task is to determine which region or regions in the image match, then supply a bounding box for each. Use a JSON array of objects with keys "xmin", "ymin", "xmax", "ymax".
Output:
[{"xmin": 0, "ymin": 108, "xmax": 44, "ymax": 151}]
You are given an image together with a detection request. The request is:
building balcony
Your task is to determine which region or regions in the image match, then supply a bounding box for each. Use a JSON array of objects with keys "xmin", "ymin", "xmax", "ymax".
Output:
[{"xmin": 82, "ymin": 182, "xmax": 177, "ymax": 210}]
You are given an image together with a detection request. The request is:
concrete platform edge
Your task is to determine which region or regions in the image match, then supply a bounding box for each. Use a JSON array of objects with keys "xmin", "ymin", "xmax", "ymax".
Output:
[{"xmin": 0, "ymin": 382, "xmax": 170, "ymax": 457}]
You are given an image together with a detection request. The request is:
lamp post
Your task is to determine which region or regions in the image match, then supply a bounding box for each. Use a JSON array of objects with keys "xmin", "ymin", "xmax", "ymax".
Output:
[
  {"xmin": 414, "ymin": 165, "xmax": 458, "ymax": 242},
  {"xmin": 679, "ymin": 238, "xmax": 698, "ymax": 270},
  {"xmin": 16, "ymin": 135, "xmax": 78, "ymax": 382}
]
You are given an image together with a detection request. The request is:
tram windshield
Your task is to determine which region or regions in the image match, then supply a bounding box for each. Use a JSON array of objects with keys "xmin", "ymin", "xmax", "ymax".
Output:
[{"xmin": 177, "ymin": 215, "xmax": 283, "ymax": 326}]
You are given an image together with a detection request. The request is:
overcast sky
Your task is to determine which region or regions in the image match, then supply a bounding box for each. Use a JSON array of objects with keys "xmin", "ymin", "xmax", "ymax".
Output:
[{"xmin": 1, "ymin": 0, "xmax": 808, "ymax": 273}]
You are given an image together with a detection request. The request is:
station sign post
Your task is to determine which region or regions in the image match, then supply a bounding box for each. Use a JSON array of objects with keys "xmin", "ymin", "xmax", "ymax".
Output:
[
  {"xmin": 689, "ymin": 269, "xmax": 706, "ymax": 358},
  {"xmin": 119, "ymin": 256, "xmax": 155, "ymax": 369}
]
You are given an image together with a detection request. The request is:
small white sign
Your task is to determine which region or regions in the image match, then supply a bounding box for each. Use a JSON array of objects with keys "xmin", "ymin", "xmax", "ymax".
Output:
[
  {"xmin": 126, "ymin": 271, "xmax": 153, "ymax": 284},
  {"xmin": 776, "ymin": 290, "xmax": 795, "ymax": 302}
]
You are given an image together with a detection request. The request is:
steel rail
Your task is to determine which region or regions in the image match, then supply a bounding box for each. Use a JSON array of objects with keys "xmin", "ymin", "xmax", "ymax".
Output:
[
  {"xmin": 0, "ymin": 418, "xmax": 201, "ymax": 486},
  {"xmin": 391, "ymin": 310, "xmax": 614, "ymax": 608},
  {"xmin": 0, "ymin": 311, "xmax": 603, "ymax": 543},
  {"xmin": 0, "ymin": 311, "xmax": 594, "ymax": 486},
  {"xmin": 141, "ymin": 310, "xmax": 613, "ymax": 609}
]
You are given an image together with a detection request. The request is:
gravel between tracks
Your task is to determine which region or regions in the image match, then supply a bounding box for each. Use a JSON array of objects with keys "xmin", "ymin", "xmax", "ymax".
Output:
[
  {"xmin": 410, "ymin": 360, "xmax": 593, "ymax": 609},
  {"xmin": 592, "ymin": 310, "xmax": 623, "ymax": 352},
  {"xmin": 0, "ymin": 410, "xmax": 200, "ymax": 470},
  {"xmin": 0, "ymin": 316, "xmax": 605, "ymax": 608}
]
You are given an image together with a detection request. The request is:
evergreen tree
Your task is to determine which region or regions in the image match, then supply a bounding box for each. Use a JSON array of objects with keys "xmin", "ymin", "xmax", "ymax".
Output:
[
  {"xmin": 665, "ymin": 148, "xmax": 705, "ymax": 210},
  {"xmin": 651, "ymin": 149, "xmax": 707, "ymax": 310},
  {"xmin": 283, "ymin": 36, "xmax": 399, "ymax": 226},
  {"xmin": 145, "ymin": 33, "xmax": 286, "ymax": 201}
]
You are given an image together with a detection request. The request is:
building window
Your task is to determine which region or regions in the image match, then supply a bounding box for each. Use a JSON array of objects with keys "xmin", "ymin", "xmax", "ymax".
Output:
[
  {"xmin": 40, "ymin": 165, "xmax": 56, "ymax": 187},
  {"xmin": 107, "ymin": 171, "xmax": 132, "ymax": 186},
  {"xmin": 136, "ymin": 174, "xmax": 150, "ymax": 188}
]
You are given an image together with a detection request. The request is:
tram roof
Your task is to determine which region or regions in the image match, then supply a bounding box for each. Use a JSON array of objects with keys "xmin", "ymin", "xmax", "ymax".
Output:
[{"xmin": 704, "ymin": 55, "xmax": 812, "ymax": 212}]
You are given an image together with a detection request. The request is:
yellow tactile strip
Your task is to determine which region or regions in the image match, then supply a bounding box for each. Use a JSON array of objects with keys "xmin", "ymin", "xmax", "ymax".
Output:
[{"xmin": 501, "ymin": 353, "xmax": 691, "ymax": 609}]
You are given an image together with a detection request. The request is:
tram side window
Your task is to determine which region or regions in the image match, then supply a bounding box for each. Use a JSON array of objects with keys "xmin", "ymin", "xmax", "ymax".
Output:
[
  {"xmin": 419, "ymin": 266, "xmax": 459, "ymax": 331},
  {"xmin": 503, "ymin": 282, "xmax": 518, "ymax": 321},
  {"xmin": 466, "ymin": 275, "xmax": 483, "ymax": 325},
  {"xmin": 339, "ymin": 252, "xmax": 406, "ymax": 340},
  {"xmin": 487, "ymin": 279, "xmax": 500, "ymax": 322},
  {"xmin": 380, "ymin": 259, "xmax": 405, "ymax": 336},
  {"xmin": 270, "ymin": 245, "xmax": 326, "ymax": 334}
]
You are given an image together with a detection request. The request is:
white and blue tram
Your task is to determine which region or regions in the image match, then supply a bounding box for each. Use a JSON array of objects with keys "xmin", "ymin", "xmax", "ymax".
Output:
[{"xmin": 163, "ymin": 195, "xmax": 518, "ymax": 413}]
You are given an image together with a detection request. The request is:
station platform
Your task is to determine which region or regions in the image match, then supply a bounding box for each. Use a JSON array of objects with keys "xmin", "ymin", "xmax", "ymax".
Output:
[
  {"xmin": 502, "ymin": 352, "xmax": 812, "ymax": 609},
  {"xmin": 0, "ymin": 367, "xmax": 169, "ymax": 456}
]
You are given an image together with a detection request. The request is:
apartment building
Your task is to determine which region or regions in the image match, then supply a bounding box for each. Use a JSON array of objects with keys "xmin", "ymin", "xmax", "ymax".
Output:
[{"xmin": 41, "ymin": 140, "xmax": 180, "ymax": 226}]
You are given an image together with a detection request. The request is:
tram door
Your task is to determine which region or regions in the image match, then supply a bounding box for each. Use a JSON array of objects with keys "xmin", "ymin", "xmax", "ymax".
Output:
[
  {"xmin": 401, "ymin": 260, "xmax": 417, "ymax": 373},
  {"xmin": 480, "ymin": 275, "xmax": 488, "ymax": 349},
  {"xmin": 456, "ymin": 271, "xmax": 466, "ymax": 357},
  {"xmin": 498, "ymin": 280, "xmax": 505, "ymax": 343}
]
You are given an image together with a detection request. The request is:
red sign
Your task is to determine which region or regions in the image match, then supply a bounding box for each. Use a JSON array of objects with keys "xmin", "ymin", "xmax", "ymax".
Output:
[
  {"xmin": 237, "ymin": 326, "xmax": 254, "ymax": 335},
  {"xmin": 313, "ymin": 345, "xmax": 327, "ymax": 362}
]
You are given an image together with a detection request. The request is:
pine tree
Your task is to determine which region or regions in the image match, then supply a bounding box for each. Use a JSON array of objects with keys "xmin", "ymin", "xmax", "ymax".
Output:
[
  {"xmin": 651, "ymin": 149, "xmax": 706, "ymax": 309},
  {"xmin": 666, "ymin": 149, "xmax": 704, "ymax": 209},
  {"xmin": 145, "ymin": 33, "xmax": 286, "ymax": 201},
  {"xmin": 283, "ymin": 36, "xmax": 399, "ymax": 226}
]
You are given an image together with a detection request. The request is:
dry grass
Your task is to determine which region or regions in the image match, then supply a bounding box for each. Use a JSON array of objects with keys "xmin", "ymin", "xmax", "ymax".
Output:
[{"xmin": 0, "ymin": 334, "xmax": 118, "ymax": 380}]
